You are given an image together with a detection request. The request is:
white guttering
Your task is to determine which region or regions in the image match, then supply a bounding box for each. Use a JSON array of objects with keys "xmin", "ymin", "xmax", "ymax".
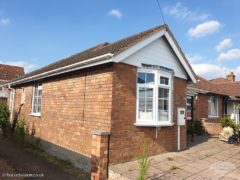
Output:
[
  {"xmin": 187, "ymin": 86, "xmax": 209, "ymax": 94},
  {"xmin": 8, "ymin": 53, "xmax": 114, "ymax": 86}
]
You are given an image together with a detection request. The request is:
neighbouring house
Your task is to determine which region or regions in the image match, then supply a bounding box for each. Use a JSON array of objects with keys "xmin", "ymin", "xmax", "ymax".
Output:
[
  {"xmin": 4, "ymin": 24, "xmax": 197, "ymax": 179},
  {"xmin": 211, "ymin": 72, "xmax": 240, "ymax": 124},
  {"xmin": 0, "ymin": 64, "xmax": 24, "ymax": 103},
  {"xmin": 187, "ymin": 72, "xmax": 240, "ymax": 134}
]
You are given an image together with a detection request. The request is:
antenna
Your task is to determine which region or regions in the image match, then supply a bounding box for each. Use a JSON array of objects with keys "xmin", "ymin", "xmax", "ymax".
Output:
[{"xmin": 156, "ymin": 0, "xmax": 166, "ymax": 24}]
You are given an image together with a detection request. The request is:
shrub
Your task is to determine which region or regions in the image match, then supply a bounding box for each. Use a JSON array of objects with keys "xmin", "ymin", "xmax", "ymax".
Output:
[
  {"xmin": 235, "ymin": 124, "xmax": 240, "ymax": 132},
  {"xmin": 138, "ymin": 141, "xmax": 152, "ymax": 180},
  {"xmin": 0, "ymin": 102, "xmax": 10, "ymax": 135},
  {"xmin": 220, "ymin": 116, "xmax": 236, "ymax": 129},
  {"xmin": 193, "ymin": 119, "xmax": 206, "ymax": 135},
  {"xmin": 13, "ymin": 118, "xmax": 26, "ymax": 143}
]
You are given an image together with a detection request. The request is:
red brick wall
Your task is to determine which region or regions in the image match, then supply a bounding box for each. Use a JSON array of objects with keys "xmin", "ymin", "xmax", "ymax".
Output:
[
  {"xmin": 109, "ymin": 63, "xmax": 187, "ymax": 164},
  {"xmin": 13, "ymin": 64, "xmax": 113, "ymax": 160},
  {"xmin": 203, "ymin": 121, "xmax": 222, "ymax": 134},
  {"xmin": 12, "ymin": 62, "xmax": 188, "ymax": 168}
]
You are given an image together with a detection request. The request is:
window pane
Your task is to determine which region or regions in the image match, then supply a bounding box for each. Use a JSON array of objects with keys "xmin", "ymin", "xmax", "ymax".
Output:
[
  {"xmin": 208, "ymin": 95, "xmax": 218, "ymax": 116},
  {"xmin": 145, "ymin": 109, "xmax": 153, "ymax": 120},
  {"xmin": 158, "ymin": 99, "xmax": 164, "ymax": 110},
  {"xmin": 208, "ymin": 96, "xmax": 211, "ymax": 115},
  {"xmin": 137, "ymin": 72, "xmax": 145, "ymax": 84},
  {"xmin": 159, "ymin": 88, "xmax": 164, "ymax": 98},
  {"xmin": 139, "ymin": 98, "xmax": 145, "ymax": 112},
  {"xmin": 213, "ymin": 96, "xmax": 218, "ymax": 116},
  {"xmin": 158, "ymin": 87, "xmax": 169, "ymax": 122},
  {"xmin": 160, "ymin": 77, "xmax": 169, "ymax": 85},
  {"xmin": 139, "ymin": 87, "xmax": 145, "ymax": 98},
  {"xmin": 164, "ymin": 100, "xmax": 168, "ymax": 110},
  {"xmin": 146, "ymin": 73, "xmax": 154, "ymax": 84},
  {"xmin": 138, "ymin": 87, "xmax": 153, "ymax": 120},
  {"xmin": 164, "ymin": 89, "xmax": 169, "ymax": 98},
  {"xmin": 146, "ymin": 98, "xmax": 153, "ymax": 110},
  {"xmin": 158, "ymin": 111, "xmax": 168, "ymax": 121},
  {"xmin": 146, "ymin": 88, "xmax": 153, "ymax": 98},
  {"xmin": 32, "ymin": 83, "xmax": 42, "ymax": 114},
  {"xmin": 158, "ymin": 88, "xmax": 169, "ymax": 98},
  {"xmin": 137, "ymin": 72, "xmax": 154, "ymax": 84}
]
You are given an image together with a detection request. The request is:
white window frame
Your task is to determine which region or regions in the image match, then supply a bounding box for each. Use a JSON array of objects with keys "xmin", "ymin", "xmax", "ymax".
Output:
[
  {"xmin": 208, "ymin": 95, "xmax": 219, "ymax": 118},
  {"xmin": 136, "ymin": 69, "xmax": 173, "ymax": 127},
  {"xmin": 30, "ymin": 82, "xmax": 42, "ymax": 117}
]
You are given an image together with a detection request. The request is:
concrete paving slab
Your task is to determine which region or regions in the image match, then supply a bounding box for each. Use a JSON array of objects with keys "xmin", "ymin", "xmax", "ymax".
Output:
[{"xmin": 109, "ymin": 135, "xmax": 240, "ymax": 180}]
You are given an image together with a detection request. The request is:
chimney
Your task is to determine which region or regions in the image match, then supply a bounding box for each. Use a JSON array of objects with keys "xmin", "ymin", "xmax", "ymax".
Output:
[{"xmin": 226, "ymin": 72, "xmax": 235, "ymax": 82}]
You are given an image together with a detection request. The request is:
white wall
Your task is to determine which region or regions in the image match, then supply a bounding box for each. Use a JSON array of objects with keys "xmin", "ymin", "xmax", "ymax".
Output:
[{"xmin": 122, "ymin": 37, "xmax": 187, "ymax": 79}]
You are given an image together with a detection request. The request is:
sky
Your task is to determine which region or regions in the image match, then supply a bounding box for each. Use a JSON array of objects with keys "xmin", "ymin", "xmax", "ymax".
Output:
[{"xmin": 0, "ymin": 0, "xmax": 240, "ymax": 80}]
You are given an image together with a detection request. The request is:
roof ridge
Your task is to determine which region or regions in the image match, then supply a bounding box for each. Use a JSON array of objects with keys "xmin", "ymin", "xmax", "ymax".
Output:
[
  {"xmin": 0, "ymin": 63, "xmax": 24, "ymax": 69},
  {"xmin": 109, "ymin": 24, "xmax": 166, "ymax": 46}
]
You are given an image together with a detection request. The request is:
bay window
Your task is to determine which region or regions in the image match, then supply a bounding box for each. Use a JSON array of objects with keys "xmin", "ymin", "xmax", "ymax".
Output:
[
  {"xmin": 136, "ymin": 69, "xmax": 173, "ymax": 126},
  {"xmin": 208, "ymin": 95, "xmax": 218, "ymax": 117}
]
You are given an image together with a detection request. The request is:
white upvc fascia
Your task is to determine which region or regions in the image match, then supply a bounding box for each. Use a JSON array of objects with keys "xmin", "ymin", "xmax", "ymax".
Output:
[
  {"xmin": 186, "ymin": 86, "xmax": 209, "ymax": 94},
  {"xmin": 8, "ymin": 53, "xmax": 114, "ymax": 86},
  {"xmin": 164, "ymin": 32, "xmax": 197, "ymax": 84}
]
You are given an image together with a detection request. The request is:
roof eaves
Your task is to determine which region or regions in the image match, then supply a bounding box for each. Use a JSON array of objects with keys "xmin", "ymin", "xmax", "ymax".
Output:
[{"xmin": 7, "ymin": 53, "xmax": 114, "ymax": 86}]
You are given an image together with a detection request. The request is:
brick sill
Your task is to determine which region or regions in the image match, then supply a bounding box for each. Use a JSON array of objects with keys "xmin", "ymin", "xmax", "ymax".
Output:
[{"xmin": 134, "ymin": 122, "xmax": 174, "ymax": 127}]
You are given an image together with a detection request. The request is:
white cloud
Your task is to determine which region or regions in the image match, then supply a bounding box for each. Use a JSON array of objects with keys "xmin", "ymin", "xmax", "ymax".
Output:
[
  {"xmin": 235, "ymin": 66, "xmax": 240, "ymax": 77},
  {"xmin": 192, "ymin": 63, "xmax": 226, "ymax": 79},
  {"xmin": 0, "ymin": 18, "xmax": 10, "ymax": 25},
  {"xmin": 108, "ymin": 9, "xmax": 122, "ymax": 19},
  {"xmin": 215, "ymin": 38, "xmax": 233, "ymax": 52},
  {"xmin": 186, "ymin": 54, "xmax": 208, "ymax": 63},
  {"xmin": 218, "ymin": 49, "xmax": 240, "ymax": 61},
  {"xmin": 193, "ymin": 63, "xmax": 240, "ymax": 80},
  {"xmin": 188, "ymin": 20, "xmax": 220, "ymax": 38},
  {"xmin": 0, "ymin": 60, "xmax": 37, "ymax": 72},
  {"xmin": 164, "ymin": 2, "xmax": 209, "ymax": 21}
]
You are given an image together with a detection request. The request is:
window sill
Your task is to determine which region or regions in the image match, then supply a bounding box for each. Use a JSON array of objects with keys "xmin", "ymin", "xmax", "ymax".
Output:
[
  {"xmin": 208, "ymin": 116, "xmax": 219, "ymax": 118},
  {"xmin": 29, "ymin": 113, "xmax": 41, "ymax": 117},
  {"xmin": 134, "ymin": 122, "xmax": 174, "ymax": 127}
]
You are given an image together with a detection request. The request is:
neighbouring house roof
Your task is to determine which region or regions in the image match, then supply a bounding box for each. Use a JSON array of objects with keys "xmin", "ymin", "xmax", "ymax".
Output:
[
  {"xmin": 0, "ymin": 64, "xmax": 25, "ymax": 84},
  {"xmin": 196, "ymin": 76, "xmax": 227, "ymax": 96},
  {"xmin": 214, "ymin": 82, "xmax": 240, "ymax": 97},
  {"xmin": 6, "ymin": 24, "xmax": 197, "ymax": 86},
  {"xmin": 210, "ymin": 77, "xmax": 231, "ymax": 84},
  {"xmin": 189, "ymin": 76, "xmax": 240, "ymax": 99}
]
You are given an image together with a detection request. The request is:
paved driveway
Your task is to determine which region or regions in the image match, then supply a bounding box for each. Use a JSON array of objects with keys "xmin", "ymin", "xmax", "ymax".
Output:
[{"xmin": 109, "ymin": 135, "xmax": 240, "ymax": 180}]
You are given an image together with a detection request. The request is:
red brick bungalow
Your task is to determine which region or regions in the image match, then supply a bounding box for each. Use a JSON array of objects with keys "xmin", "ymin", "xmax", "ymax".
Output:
[
  {"xmin": 187, "ymin": 72, "xmax": 240, "ymax": 134},
  {"xmin": 5, "ymin": 24, "xmax": 197, "ymax": 179}
]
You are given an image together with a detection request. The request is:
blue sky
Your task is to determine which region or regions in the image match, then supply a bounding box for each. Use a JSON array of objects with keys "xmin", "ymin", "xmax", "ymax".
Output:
[{"xmin": 0, "ymin": 0, "xmax": 240, "ymax": 80}]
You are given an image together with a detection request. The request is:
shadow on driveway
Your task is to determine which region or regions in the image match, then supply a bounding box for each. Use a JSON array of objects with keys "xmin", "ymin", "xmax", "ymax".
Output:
[{"xmin": 0, "ymin": 131, "xmax": 80, "ymax": 180}]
